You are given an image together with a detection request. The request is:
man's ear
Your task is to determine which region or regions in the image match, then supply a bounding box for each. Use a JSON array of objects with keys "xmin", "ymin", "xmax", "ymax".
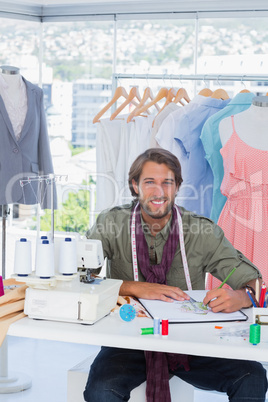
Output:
[{"xmin": 132, "ymin": 179, "xmax": 139, "ymax": 195}]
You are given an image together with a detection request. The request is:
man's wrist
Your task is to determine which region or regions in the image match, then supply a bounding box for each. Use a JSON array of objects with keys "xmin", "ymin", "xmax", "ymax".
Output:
[
  {"xmin": 242, "ymin": 285, "xmax": 259, "ymax": 308},
  {"xmin": 243, "ymin": 284, "xmax": 255, "ymax": 295}
]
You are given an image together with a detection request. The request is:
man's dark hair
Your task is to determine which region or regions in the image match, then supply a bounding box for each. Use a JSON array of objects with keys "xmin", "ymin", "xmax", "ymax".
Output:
[{"xmin": 128, "ymin": 148, "xmax": 183, "ymax": 197}]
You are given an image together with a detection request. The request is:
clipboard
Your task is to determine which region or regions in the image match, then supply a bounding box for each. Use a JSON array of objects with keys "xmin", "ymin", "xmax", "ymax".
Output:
[{"xmin": 139, "ymin": 290, "xmax": 248, "ymax": 324}]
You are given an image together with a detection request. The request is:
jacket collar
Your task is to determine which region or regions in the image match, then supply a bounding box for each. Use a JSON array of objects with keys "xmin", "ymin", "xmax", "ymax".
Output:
[
  {"xmin": 17, "ymin": 77, "xmax": 36, "ymax": 142},
  {"xmin": 0, "ymin": 76, "xmax": 36, "ymax": 143}
]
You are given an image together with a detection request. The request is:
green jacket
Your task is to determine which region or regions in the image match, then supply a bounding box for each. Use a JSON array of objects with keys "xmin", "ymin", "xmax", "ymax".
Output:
[{"xmin": 86, "ymin": 203, "xmax": 261, "ymax": 290}]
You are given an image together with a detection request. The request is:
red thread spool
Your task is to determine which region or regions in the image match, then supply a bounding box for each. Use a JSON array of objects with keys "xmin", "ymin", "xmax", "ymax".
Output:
[{"xmin": 162, "ymin": 319, "xmax": 169, "ymax": 337}]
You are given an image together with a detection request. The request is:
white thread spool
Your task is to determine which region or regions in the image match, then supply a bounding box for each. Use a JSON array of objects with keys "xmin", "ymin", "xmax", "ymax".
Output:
[
  {"xmin": 14, "ymin": 238, "xmax": 32, "ymax": 276},
  {"xmin": 35, "ymin": 235, "xmax": 49, "ymax": 274},
  {"xmin": 58, "ymin": 237, "xmax": 77, "ymax": 275},
  {"xmin": 35, "ymin": 240, "xmax": 55, "ymax": 278}
]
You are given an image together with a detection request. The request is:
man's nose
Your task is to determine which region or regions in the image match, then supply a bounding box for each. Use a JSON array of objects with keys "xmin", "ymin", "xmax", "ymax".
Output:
[{"xmin": 152, "ymin": 185, "xmax": 165, "ymax": 197}]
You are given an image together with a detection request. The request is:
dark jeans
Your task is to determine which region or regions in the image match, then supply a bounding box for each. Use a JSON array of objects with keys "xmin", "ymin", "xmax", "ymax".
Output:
[{"xmin": 83, "ymin": 347, "xmax": 267, "ymax": 402}]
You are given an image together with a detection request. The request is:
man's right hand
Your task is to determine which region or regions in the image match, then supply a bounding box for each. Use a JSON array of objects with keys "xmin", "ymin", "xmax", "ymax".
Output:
[{"xmin": 119, "ymin": 281, "xmax": 189, "ymax": 302}]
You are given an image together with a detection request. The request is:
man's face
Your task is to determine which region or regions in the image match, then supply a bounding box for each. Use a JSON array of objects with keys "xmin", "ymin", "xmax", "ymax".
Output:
[{"xmin": 132, "ymin": 161, "xmax": 179, "ymax": 220}]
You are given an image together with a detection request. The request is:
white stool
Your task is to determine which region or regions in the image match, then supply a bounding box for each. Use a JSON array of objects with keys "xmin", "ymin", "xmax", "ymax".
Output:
[{"xmin": 129, "ymin": 375, "xmax": 198, "ymax": 402}]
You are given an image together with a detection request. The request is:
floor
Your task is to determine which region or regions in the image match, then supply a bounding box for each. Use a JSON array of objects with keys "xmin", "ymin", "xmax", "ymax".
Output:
[
  {"xmin": 0, "ymin": 336, "xmax": 99, "ymax": 402},
  {"xmin": 0, "ymin": 336, "xmax": 267, "ymax": 402}
]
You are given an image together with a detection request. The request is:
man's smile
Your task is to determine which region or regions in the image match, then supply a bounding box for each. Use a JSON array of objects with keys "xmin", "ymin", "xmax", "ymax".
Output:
[{"xmin": 151, "ymin": 200, "xmax": 166, "ymax": 205}]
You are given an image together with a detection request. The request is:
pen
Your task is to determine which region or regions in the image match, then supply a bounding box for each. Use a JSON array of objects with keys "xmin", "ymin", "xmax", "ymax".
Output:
[
  {"xmin": 246, "ymin": 287, "xmax": 260, "ymax": 307},
  {"xmin": 218, "ymin": 267, "xmax": 237, "ymax": 289},
  {"xmin": 245, "ymin": 288, "xmax": 257, "ymax": 307},
  {"xmin": 255, "ymin": 278, "xmax": 260, "ymax": 304},
  {"xmin": 263, "ymin": 292, "xmax": 268, "ymax": 308},
  {"xmin": 259, "ymin": 283, "xmax": 267, "ymax": 307}
]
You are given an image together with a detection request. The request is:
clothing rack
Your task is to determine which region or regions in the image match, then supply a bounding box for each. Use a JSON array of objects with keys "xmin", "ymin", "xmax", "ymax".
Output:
[
  {"xmin": 111, "ymin": 72, "xmax": 268, "ymax": 111},
  {"xmin": 112, "ymin": 73, "xmax": 268, "ymax": 87}
]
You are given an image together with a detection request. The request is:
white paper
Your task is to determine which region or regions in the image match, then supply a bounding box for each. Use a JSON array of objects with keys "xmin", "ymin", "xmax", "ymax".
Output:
[{"xmin": 139, "ymin": 290, "xmax": 248, "ymax": 323}]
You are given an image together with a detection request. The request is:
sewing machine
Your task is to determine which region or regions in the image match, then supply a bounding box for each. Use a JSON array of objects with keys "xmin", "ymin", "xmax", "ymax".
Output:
[{"xmin": 24, "ymin": 237, "xmax": 122, "ymax": 325}]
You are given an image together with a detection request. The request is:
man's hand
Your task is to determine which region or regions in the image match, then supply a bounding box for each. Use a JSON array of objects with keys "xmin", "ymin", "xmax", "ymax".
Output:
[
  {"xmin": 119, "ymin": 281, "xmax": 189, "ymax": 303},
  {"xmin": 203, "ymin": 288, "xmax": 252, "ymax": 313}
]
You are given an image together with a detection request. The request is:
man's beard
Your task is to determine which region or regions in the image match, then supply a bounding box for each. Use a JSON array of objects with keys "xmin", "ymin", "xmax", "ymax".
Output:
[{"xmin": 138, "ymin": 196, "xmax": 174, "ymax": 220}]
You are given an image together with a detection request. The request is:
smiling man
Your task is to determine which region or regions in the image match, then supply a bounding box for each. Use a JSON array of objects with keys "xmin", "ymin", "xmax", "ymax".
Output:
[
  {"xmin": 84, "ymin": 148, "xmax": 267, "ymax": 402},
  {"xmin": 132, "ymin": 160, "xmax": 177, "ymax": 229}
]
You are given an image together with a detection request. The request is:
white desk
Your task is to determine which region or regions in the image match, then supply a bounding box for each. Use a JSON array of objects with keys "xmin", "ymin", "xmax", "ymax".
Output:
[{"xmin": 7, "ymin": 309, "xmax": 268, "ymax": 363}]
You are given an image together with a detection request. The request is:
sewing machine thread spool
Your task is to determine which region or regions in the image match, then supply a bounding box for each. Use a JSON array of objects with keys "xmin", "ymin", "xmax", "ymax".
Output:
[
  {"xmin": 153, "ymin": 317, "xmax": 160, "ymax": 336},
  {"xmin": 14, "ymin": 238, "xmax": 32, "ymax": 276},
  {"xmin": 249, "ymin": 323, "xmax": 261, "ymax": 345},
  {"xmin": 162, "ymin": 318, "xmax": 169, "ymax": 337},
  {"xmin": 35, "ymin": 239, "xmax": 55, "ymax": 278},
  {"xmin": 58, "ymin": 237, "xmax": 77, "ymax": 275}
]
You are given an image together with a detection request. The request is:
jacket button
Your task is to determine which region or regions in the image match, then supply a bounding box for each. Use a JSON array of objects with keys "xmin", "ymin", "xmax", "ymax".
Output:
[{"xmin": 13, "ymin": 148, "xmax": 19, "ymax": 153}]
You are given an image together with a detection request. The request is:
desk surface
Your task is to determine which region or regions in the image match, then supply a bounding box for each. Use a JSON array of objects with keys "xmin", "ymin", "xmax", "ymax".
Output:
[{"xmin": 8, "ymin": 309, "xmax": 268, "ymax": 363}]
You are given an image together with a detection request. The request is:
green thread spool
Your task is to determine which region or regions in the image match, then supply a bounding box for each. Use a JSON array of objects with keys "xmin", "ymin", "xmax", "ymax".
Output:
[
  {"xmin": 140, "ymin": 327, "xmax": 154, "ymax": 335},
  {"xmin": 249, "ymin": 323, "xmax": 261, "ymax": 345}
]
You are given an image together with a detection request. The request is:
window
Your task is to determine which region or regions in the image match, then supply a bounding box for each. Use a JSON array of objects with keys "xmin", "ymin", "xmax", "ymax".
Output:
[
  {"xmin": 3, "ymin": 11, "xmax": 268, "ymax": 278},
  {"xmin": 196, "ymin": 17, "xmax": 268, "ymax": 95},
  {"xmin": 116, "ymin": 19, "xmax": 196, "ymax": 97},
  {"xmin": 0, "ymin": 18, "xmax": 40, "ymax": 82}
]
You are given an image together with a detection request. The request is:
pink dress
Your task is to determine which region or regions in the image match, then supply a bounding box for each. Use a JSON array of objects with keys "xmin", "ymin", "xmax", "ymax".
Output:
[{"xmin": 206, "ymin": 115, "xmax": 268, "ymax": 290}]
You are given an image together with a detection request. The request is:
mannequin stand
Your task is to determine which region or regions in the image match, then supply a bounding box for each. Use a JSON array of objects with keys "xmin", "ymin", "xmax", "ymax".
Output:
[
  {"xmin": 1, "ymin": 205, "xmax": 9, "ymax": 279},
  {"xmin": 1, "ymin": 205, "xmax": 32, "ymax": 393},
  {"xmin": 0, "ymin": 338, "xmax": 32, "ymax": 393},
  {"xmin": 0, "ymin": 174, "xmax": 64, "ymax": 394}
]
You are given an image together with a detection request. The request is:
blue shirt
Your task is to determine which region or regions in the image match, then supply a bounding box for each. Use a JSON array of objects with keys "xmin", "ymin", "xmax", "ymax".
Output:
[
  {"xmin": 200, "ymin": 92, "xmax": 255, "ymax": 223},
  {"xmin": 174, "ymin": 96, "xmax": 230, "ymax": 217}
]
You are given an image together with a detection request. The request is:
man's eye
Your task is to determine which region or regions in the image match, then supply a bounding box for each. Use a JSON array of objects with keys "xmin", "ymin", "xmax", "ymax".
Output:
[{"xmin": 145, "ymin": 181, "xmax": 154, "ymax": 184}]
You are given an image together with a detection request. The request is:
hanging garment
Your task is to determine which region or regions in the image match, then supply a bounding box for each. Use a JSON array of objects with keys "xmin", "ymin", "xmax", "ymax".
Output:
[
  {"xmin": 96, "ymin": 114, "xmax": 154, "ymax": 211},
  {"xmin": 200, "ymin": 92, "xmax": 255, "ymax": 223},
  {"xmin": 208, "ymin": 116, "xmax": 268, "ymax": 289},
  {"xmin": 95, "ymin": 116, "xmax": 129, "ymax": 211},
  {"xmin": 172, "ymin": 96, "xmax": 230, "ymax": 217},
  {"xmin": 0, "ymin": 77, "xmax": 55, "ymax": 209},
  {"xmin": 150, "ymin": 102, "xmax": 180, "ymax": 148},
  {"xmin": 126, "ymin": 114, "xmax": 154, "ymax": 174},
  {"xmin": 0, "ymin": 73, "xmax": 27, "ymax": 141},
  {"xmin": 155, "ymin": 95, "xmax": 206, "ymax": 159}
]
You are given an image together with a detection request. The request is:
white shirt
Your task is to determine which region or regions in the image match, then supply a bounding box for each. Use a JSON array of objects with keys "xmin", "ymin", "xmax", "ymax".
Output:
[
  {"xmin": 155, "ymin": 95, "xmax": 206, "ymax": 158},
  {"xmin": 127, "ymin": 115, "xmax": 154, "ymax": 174},
  {"xmin": 96, "ymin": 116, "xmax": 130, "ymax": 211},
  {"xmin": 0, "ymin": 73, "xmax": 27, "ymax": 140},
  {"xmin": 150, "ymin": 102, "xmax": 180, "ymax": 148}
]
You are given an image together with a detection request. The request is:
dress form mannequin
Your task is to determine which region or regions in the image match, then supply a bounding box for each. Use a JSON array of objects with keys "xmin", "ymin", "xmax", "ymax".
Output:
[
  {"xmin": 0, "ymin": 65, "xmax": 27, "ymax": 140},
  {"xmin": 0, "ymin": 65, "xmax": 20, "ymax": 74},
  {"xmin": 0, "ymin": 65, "xmax": 32, "ymax": 394},
  {"xmin": 0, "ymin": 65, "xmax": 22, "ymax": 97},
  {"xmin": 219, "ymin": 96, "xmax": 268, "ymax": 150},
  {"xmin": 210, "ymin": 94, "xmax": 268, "ymax": 290}
]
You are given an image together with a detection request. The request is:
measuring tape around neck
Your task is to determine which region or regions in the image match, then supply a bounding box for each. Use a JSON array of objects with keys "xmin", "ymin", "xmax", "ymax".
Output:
[{"xmin": 131, "ymin": 203, "xmax": 192, "ymax": 290}]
